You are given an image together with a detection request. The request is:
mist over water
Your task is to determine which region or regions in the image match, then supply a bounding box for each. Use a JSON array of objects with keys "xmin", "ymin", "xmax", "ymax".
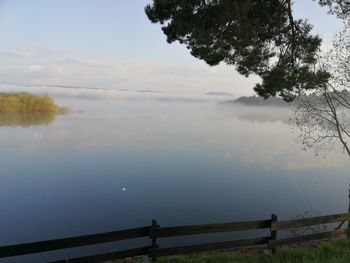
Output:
[{"xmin": 0, "ymin": 97, "xmax": 349, "ymax": 262}]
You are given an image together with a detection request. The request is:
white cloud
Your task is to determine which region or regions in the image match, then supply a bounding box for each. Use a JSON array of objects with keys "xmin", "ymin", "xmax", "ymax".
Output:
[
  {"xmin": 3, "ymin": 50, "xmax": 35, "ymax": 58},
  {"xmin": 27, "ymin": 64, "xmax": 44, "ymax": 72},
  {"xmin": 0, "ymin": 48, "xmax": 259, "ymax": 98}
]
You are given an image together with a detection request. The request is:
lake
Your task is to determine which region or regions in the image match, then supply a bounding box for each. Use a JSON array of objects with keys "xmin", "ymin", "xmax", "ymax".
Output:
[{"xmin": 1, "ymin": 97, "xmax": 349, "ymax": 262}]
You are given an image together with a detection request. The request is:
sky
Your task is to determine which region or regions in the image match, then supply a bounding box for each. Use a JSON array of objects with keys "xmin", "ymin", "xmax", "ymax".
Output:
[{"xmin": 0, "ymin": 0, "xmax": 344, "ymax": 99}]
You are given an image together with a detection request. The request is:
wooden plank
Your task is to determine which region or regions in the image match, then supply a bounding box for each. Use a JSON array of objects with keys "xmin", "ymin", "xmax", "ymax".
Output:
[
  {"xmin": 268, "ymin": 228, "xmax": 350, "ymax": 247},
  {"xmin": 156, "ymin": 236, "xmax": 270, "ymax": 257},
  {"xmin": 274, "ymin": 213, "xmax": 350, "ymax": 230},
  {"xmin": 155, "ymin": 219, "xmax": 271, "ymax": 238},
  {"xmin": 49, "ymin": 246, "xmax": 150, "ymax": 263},
  {"xmin": 0, "ymin": 226, "xmax": 150, "ymax": 258}
]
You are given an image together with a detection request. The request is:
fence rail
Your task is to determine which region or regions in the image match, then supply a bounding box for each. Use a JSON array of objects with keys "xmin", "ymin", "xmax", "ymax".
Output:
[
  {"xmin": 274, "ymin": 213, "xmax": 350, "ymax": 230},
  {"xmin": 0, "ymin": 226, "xmax": 150, "ymax": 258},
  {"xmin": 153, "ymin": 219, "xmax": 271, "ymax": 238},
  {"xmin": 1, "ymin": 213, "xmax": 350, "ymax": 262}
]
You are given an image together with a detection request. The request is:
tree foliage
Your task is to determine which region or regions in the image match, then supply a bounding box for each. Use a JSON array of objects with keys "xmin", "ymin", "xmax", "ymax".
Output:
[
  {"xmin": 318, "ymin": 0, "xmax": 350, "ymax": 19},
  {"xmin": 145, "ymin": 0, "xmax": 348, "ymax": 101}
]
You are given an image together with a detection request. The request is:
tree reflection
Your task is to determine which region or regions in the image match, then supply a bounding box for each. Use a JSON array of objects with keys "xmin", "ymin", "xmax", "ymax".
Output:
[{"xmin": 0, "ymin": 112, "xmax": 57, "ymax": 127}]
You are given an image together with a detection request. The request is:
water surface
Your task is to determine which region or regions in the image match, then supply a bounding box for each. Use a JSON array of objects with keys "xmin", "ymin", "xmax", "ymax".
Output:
[{"xmin": 0, "ymin": 98, "xmax": 349, "ymax": 262}]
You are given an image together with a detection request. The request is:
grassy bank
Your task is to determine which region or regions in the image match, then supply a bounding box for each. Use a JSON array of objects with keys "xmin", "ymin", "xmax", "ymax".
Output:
[
  {"xmin": 0, "ymin": 92, "xmax": 67, "ymax": 114},
  {"xmin": 108, "ymin": 240, "xmax": 350, "ymax": 263}
]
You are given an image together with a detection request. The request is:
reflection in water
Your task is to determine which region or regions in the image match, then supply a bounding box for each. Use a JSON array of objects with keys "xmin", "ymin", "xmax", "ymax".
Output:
[
  {"xmin": 0, "ymin": 112, "xmax": 57, "ymax": 127},
  {"xmin": 221, "ymin": 104, "xmax": 292, "ymax": 124},
  {"xmin": 237, "ymin": 112, "xmax": 290, "ymax": 124}
]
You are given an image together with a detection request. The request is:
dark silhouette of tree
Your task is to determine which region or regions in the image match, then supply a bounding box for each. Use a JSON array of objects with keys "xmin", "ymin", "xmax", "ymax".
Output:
[{"xmin": 145, "ymin": 0, "xmax": 348, "ymax": 101}]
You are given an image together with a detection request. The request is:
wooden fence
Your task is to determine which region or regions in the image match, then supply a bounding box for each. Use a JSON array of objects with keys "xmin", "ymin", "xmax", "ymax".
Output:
[{"xmin": 1, "ymin": 213, "xmax": 350, "ymax": 263}]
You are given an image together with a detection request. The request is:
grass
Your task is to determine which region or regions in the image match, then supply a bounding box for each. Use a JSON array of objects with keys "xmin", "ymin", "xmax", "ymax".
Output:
[
  {"xmin": 107, "ymin": 240, "xmax": 350, "ymax": 263},
  {"xmin": 0, "ymin": 92, "xmax": 67, "ymax": 114}
]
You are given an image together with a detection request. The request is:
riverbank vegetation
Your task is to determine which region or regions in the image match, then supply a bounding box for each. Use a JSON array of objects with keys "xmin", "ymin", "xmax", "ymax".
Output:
[
  {"xmin": 0, "ymin": 92, "xmax": 67, "ymax": 114},
  {"xmin": 0, "ymin": 92, "xmax": 68, "ymax": 126}
]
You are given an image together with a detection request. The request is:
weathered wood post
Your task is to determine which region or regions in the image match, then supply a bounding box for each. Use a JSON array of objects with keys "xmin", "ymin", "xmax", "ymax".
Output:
[
  {"xmin": 269, "ymin": 214, "xmax": 278, "ymax": 255},
  {"xmin": 149, "ymin": 219, "xmax": 159, "ymax": 262}
]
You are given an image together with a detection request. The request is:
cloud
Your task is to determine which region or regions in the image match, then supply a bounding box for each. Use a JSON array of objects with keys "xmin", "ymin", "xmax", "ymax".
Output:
[
  {"xmin": 0, "ymin": 48, "xmax": 260, "ymax": 98},
  {"xmin": 3, "ymin": 50, "xmax": 35, "ymax": 58},
  {"xmin": 1, "ymin": 48, "xmax": 69, "ymax": 59},
  {"xmin": 27, "ymin": 64, "xmax": 44, "ymax": 72}
]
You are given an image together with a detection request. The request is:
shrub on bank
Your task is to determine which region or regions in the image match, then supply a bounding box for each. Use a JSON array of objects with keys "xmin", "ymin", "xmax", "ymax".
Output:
[{"xmin": 0, "ymin": 92, "xmax": 67, "ymax": 114}]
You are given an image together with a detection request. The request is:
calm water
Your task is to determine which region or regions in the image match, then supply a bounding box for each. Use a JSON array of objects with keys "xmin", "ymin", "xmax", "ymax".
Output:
[{"xmin": 1, "ymin": 98, "xmax": 349, "ymax": 262}]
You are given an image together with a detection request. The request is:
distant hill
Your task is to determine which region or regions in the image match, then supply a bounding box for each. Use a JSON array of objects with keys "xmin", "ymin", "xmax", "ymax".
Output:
[
  {"xmin": 224, "ymin": 90, "xmax": 350, "ymax": 107},
  {"xmin": 224, "ymin": 95, "xmax": 289, "ymax": 106}
]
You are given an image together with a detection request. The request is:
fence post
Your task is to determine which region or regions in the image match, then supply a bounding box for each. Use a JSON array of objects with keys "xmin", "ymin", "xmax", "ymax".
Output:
[
  {"xmin": 149, "ymin": 219, "xmax": 159, "ymax": 262},
  {"xmin": 348, "ymin": 184, "xmax": 350, "ymax": 239},
  {"xmin": 269, "ymin": 214, "xmax": 278, "ymax": 255}
]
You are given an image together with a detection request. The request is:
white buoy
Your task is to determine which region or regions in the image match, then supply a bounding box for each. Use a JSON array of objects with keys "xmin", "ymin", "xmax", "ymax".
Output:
[{"xmin": 122, "ymin": 187, "xmax": 127, "ymax": 191}]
